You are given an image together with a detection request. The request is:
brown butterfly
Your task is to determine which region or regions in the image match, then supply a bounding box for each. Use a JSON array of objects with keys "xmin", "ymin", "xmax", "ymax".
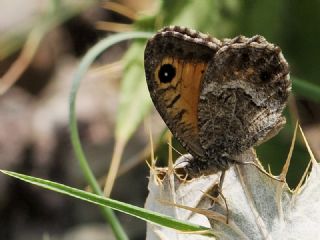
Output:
[{"xmin": 144, "ymin": 26, "xmax": 291, "ymax": 178}]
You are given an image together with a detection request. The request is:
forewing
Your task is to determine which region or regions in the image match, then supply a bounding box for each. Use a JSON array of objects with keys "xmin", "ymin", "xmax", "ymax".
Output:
[{"xmin": 144, "ymin": 26, "xmax": 221, "ymax": 159}]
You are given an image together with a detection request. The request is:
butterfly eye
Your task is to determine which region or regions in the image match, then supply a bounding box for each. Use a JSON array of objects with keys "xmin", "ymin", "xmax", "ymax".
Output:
[{"xmin": 158, "ymin": 64, "xmax": 176, "ymax": 83}]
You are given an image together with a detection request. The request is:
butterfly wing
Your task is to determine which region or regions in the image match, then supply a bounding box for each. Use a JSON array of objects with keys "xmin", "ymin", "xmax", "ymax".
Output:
[
  {"xmin": 144, "ymin": 26, "xmax": 221, "ymax": 160},
  {"xmin": 198, "ymin": 36, "xmax": 291, "ymax": 158}
]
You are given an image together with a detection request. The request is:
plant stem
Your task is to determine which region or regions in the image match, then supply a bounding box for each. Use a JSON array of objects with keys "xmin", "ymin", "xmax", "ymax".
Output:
[{"xmin": 69, "ymin": 31, "xmax": 153, "ymax": 240}]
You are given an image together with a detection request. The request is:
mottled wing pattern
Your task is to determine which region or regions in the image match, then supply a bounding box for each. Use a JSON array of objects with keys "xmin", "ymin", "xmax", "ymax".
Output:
[{"xmin": 198, "ymin": 35, "xmax": 291, "ymax": 159}]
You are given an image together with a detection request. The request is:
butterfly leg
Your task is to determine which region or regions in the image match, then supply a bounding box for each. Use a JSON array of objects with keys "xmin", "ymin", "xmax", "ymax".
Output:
[{"xmin": 208, "ymin": 171, "xmax": 230, "ymax": 224}]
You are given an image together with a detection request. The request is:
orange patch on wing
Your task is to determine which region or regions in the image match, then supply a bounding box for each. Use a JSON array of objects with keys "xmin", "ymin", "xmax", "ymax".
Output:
[{"xmin": 155, "ymin": 57, "xmax": 208, "ymax": 134}]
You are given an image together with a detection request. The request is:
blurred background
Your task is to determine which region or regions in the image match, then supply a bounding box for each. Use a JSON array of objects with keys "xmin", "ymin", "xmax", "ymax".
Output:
[{"xmin": 1, "ymin": 0, "xmax": 320, "ymax": 239}]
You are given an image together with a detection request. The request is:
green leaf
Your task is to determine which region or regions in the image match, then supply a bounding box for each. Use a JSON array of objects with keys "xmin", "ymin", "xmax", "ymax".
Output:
[
  {"xmin": 292, "ymin": 77, "xmax": 320, "ymax": 102},
  {"xmin": 160, "ymin": 0, "xmax": 238, "ymax": 37},
  {"xmin": 0, "ymin": 170, "xmax": 212, "ymax": 236},
  {"xmin": 116, "ymin": 40, "xmax": 153, "ymax": 141}
]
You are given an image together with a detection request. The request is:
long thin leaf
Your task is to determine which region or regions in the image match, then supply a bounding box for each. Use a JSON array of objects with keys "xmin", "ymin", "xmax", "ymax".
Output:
[
  {"xmin": 292, "ymin": 77, "xmax": 320, "ymax": 102},
  {"xmin": 0, "ymin": 170, "xmax": 212, "ymax": 236}
]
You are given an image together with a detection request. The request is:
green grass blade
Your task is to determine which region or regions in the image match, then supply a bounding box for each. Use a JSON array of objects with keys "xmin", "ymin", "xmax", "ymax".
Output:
[
  {"xmin": 69, "ymin": 31, "xmax": 153, "ymax": 240},
  {"xmin": 0, "ymin": 170, "xmax": 212, "ymax": 236},
  {"xmin": 292, "ymin": 77, "xmax": 320, "ymax": 102}
]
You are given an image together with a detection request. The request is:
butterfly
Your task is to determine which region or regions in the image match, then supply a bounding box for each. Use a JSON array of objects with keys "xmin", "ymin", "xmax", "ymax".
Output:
[{"xmin": 144, "ymin": 26, "xmax": 291, "ymax": 178}]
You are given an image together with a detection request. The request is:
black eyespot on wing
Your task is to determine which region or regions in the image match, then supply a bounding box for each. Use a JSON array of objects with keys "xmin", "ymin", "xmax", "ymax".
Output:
[
  {"xmin": 259, "ymin": 70, "xmax": 271, "ymax": 82},
  {"xmin": 241, "ymin": 52, "xmax": 250, "ymax": 63},
  {"xmin": 158, "ymin": 64, "xmax": 176, "ymax": 83}
]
